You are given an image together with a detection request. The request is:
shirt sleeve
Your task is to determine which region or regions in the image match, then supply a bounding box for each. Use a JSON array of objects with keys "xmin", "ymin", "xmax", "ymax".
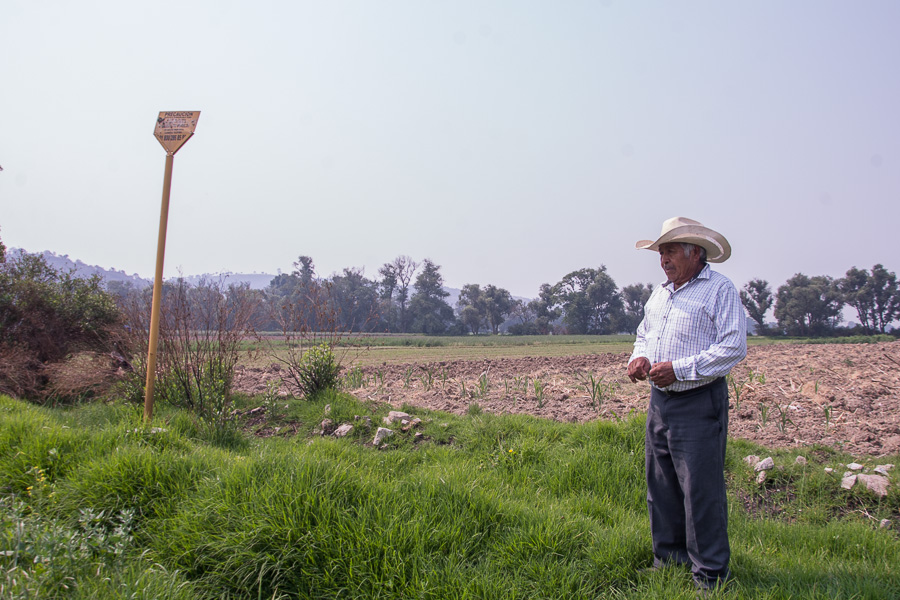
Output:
[
  {"xmin": 672, "ymin": 280, "xmax": 747, "ymax": 381},
  {"xmin": 629, "ymin": 286, "xmax": 659, "ymax": 365},
  {"xmin": 630, "ymin": 316, "xmax": 648, "ymax": 365}
]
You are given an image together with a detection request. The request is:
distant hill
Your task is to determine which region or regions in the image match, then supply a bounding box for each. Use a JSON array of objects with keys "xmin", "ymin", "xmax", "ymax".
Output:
[
  {"xmin": 178, "ymin": 272, "xmax": 278, "ymax": 290},
  {"xmin": 6, "ymin": 250, "xmax": 536, "ymax": 313},
  {"xmin": 9, "ymin": 249, "xmax": 153, "ymax": 288},
  {"xmin": 7, "ymin": 249, "xmax": 283, "ymax": 290}
]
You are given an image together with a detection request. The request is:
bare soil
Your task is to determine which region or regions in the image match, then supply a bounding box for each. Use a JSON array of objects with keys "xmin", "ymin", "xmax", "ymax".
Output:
[{"xmin": 233, "ymin": 341, "xmax": 900, "ymax": 457}]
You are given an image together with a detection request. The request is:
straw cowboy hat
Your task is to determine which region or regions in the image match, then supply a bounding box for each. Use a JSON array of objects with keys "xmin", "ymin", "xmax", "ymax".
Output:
[{"xmin": 635, "ymin": 217, "xmax": 731, "ymax": 263}]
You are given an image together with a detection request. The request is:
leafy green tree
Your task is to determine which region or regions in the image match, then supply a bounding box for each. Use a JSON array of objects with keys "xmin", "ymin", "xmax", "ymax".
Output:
[
  {"xmin": 526, "ymin": 283, "xmax": 562, "ymax": 334},
  {"xmin": 618, "ymin": 283, "xmax": 653, "ymax": 334},
  {"xmin": 265, "ymin": 272, "xmax": 302, "ymax": 331},
  {"xmin": 774, "ymin": 273, "xmax": 843, "ymax": 336},
  {"xmin": 457, "ymin": 283, "xmax": 486, "ymax": 334},
  {"xmin": 506, "ymin": 299, "xmax": 537, "ymax": 335},
  {"xmin": 408, "ymin": 259, "xmax": 456, "ymax": 334},
  {"xmin": 329, "ymin": 267, "xmax": 380, "ymax": 332},
  {"xmin": 378, "ymin": 262, "xmax": 398, "ymax": 330},
  {"xmin": 740, "ymin": 279, "xmax": 773, "ymax": 335},
  {"xmin": 264, "ymin": 256, "xmax": 330, "ymax": 333},
  {"xmin": 293, "ymin": 255, "xmax": 316, "ymax": 286},
  {"xmin": 456, "ymin": 283, "xmax": 516, "ymax": 334},
  {"xmin": 378, "ymin": 256, "xmax": 418, "ymax": 333},
  {"xmin": 482, "ymin": 285, "xmax": 515, "ymax": 334},
  {"xmin": 838, "ymin": 265, "xmax": 900, "ymax": 334},
  {"xmin": 552, "ymin": 266, "xmax": 623, "ymax": 334}
]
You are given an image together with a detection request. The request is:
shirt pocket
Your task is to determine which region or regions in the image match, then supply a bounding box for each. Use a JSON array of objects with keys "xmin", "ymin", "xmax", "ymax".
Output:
[{"xmin": 669, "ymin": 296, "xmax": 712, "ymax": 340}]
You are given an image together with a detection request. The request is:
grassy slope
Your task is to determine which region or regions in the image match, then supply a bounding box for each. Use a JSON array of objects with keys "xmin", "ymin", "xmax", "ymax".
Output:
[{"xmin": 1, "ymin": 392, "xmax": 898, "ymax": 600}]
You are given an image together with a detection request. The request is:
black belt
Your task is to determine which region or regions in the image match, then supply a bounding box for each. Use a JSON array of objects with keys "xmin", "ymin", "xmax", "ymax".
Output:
[{"xmin": 658, "ymin": 378, "xmax": 723, "ymax": 397}]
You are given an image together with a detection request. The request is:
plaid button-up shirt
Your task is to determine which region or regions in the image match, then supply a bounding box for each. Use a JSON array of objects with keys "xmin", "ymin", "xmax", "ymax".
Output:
[{"xmin": 630, "ymin": 264, "xmax": 747, "ymax": 392}]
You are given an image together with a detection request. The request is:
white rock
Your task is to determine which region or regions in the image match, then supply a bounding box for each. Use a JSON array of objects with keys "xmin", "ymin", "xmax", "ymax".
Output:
[
  {"xmin": 744, "ymin": 455, "xmax": 760, "ymax": 466},
  {"xmin": 874, "ymin": 464, "xmax": 894, "ymax": 476},
  {"xmin": 755, "ymin": 457, "xmax": 775, "ymax": 472},
  {"xmin": 841, "ymin": 474, "xmax": 857, "ymax": 490},
  {"xmin": 333, "ymin": 424, "xmax": 353, "ymax": 438},
  {"xmin": 847, "ymin": 462, "xmax": 864, "ymax": 471},
  {"xmin": 880, "ymin": 519, "xmax": 892, "ymax": 529},
  {"xmin": 857, "ymin": 474, "xmax": 890, "ymax": 497},
  {"xmin": 756, "ymin": 471, "xmax": 767, "ymax": 484},
  {"xmin": 374, "ymin": 427, "xmax": 394, "ymax": 445},
  {"xmin": 824, "ymin": 467, "xmax": 834, "ymax": 474},
  {"xmin": 795, "ymin": 456, "xmax": 808, "ymax": 466},
  {"xmin": 383, "ymin": 411, "xmax": 411, "ymax": 424}
]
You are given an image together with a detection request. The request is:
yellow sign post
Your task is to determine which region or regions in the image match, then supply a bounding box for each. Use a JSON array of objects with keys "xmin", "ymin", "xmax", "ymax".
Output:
[{"xmin": 144, "ymin": 111, "xmax": 200, "ymax": 423}]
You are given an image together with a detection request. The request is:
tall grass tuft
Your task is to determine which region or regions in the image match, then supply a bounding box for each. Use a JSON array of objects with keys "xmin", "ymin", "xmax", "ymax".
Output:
[{"xmin": 1, "ymin": 392, "xmax": 898, "ymax": 599}]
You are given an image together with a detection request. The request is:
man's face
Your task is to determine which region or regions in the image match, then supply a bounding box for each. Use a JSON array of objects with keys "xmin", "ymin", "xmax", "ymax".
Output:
[{"xmin": 659, "ymin": 242, "xmax": 701, "ymax": 287}]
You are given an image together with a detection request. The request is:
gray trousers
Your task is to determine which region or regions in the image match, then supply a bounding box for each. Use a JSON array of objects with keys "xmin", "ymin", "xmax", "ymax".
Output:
[{"xmin": 646, "ymin": 377, "xmax": 730, "ymax": 587}]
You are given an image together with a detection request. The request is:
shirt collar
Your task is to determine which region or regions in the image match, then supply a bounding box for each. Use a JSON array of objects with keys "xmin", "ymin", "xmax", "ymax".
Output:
[{"xmin": 661, "ymin": 263, "xmax": 711, "ymax": 292}]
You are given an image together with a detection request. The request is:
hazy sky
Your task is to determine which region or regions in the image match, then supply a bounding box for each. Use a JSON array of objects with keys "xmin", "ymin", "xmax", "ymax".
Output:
[{"xmin": 2, "ymin": 1, "xmax": 899, "ymax": 299}]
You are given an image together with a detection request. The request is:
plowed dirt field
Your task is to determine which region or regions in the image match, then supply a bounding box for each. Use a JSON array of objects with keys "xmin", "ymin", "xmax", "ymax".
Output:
[{"xmin": 233, "ymin": 341, "xmax": 900, "ymax": 457}]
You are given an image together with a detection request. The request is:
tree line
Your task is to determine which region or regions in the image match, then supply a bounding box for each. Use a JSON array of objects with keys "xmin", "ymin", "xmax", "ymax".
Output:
[
  {"xmin": 133, "ymin": 256, "xmax": 654, "ymax": 336},
  {"xmin": 248, "ymin": 254, "xmax": 900, "ymax": 337},
  {"xmin": 741, "ymin": 265, "xmax": 900, "ymax": 336},
  {"xmin": 106, "ymin": 254, "xmax": 900, "ymax": 338}
]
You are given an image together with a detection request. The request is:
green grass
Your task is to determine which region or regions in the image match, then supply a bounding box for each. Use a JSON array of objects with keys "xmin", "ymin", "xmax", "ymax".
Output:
[
  {"xmin": 256, "ymin": 334, "xmax": 656, "ymax": 367},
  {"xmin": 257, "ymin": 333, "xmax": 638, "ymax": 348},
  {"xmin": 1, "ymin": 392, "xmax": 898, "ymax": 599},
  {"xmin": 249, "ymin": 333, "xmax": 870, "ymax": 368}
]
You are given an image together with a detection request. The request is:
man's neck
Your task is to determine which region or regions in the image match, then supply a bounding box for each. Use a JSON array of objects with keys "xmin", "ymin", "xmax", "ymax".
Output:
[{"xmin": 671, "ymin": 263, "xmax": 705, "ymax": 291}]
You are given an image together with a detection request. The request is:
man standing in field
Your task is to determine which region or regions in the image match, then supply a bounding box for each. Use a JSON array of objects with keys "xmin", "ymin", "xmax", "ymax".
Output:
[{"xmin": 627, "ymin": 217, "xmax": 747, "ymax": 593}]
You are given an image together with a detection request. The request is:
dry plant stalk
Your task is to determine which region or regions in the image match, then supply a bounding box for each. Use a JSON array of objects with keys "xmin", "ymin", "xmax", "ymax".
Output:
[{"xmin": 119, "ymin": 278, "xmax": 261, "ymax": 419}]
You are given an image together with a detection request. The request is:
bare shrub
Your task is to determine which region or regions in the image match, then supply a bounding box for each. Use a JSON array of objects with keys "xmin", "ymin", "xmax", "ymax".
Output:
[{"xmin": 118, "ymin": 278, "xmax": 261, "ymax": 425}]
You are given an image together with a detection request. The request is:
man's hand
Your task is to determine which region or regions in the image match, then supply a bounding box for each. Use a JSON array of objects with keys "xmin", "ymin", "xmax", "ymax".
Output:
[
  {"xmin": 628, "ymin": 357, "xmax": 651, "ymax": 383},
  {"xmin": 649, "ymin": 361, "xmax": 677, "ymax": 388}
]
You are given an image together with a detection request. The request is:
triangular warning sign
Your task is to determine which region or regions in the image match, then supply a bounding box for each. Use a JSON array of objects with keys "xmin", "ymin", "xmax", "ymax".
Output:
[{"xmin": 154, "ymin": 111, "xmax": 200, "ymax": 154}]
